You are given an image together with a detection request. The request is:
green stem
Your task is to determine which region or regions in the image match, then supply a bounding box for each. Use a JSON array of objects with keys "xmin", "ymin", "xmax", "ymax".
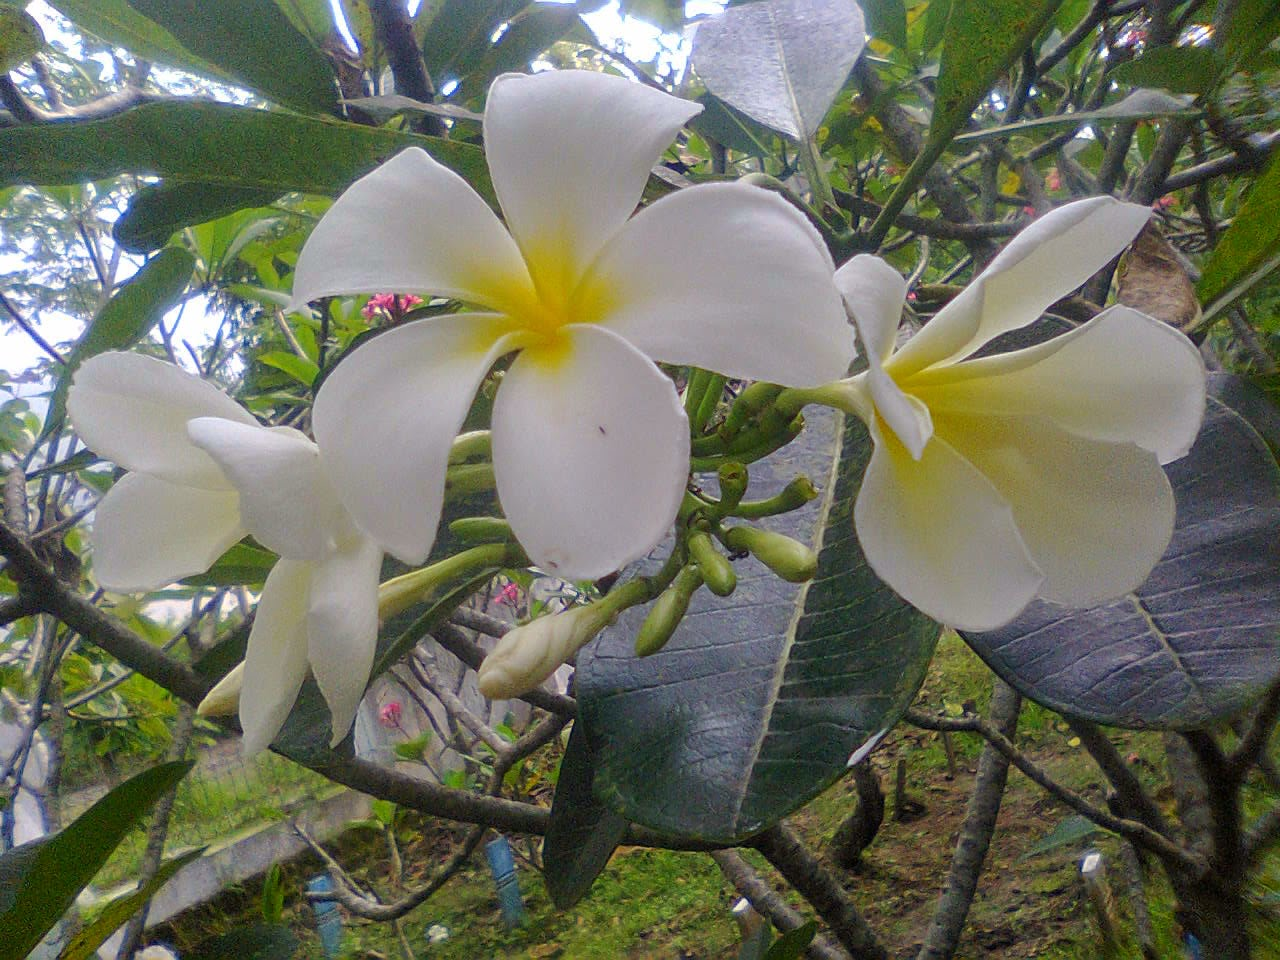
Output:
[
  {"xmin": 692, "ymin": 373, "xmax": 728, "ymax": 434},
  {"xmin": 378, "ymin": 542, "xmax": 523, "ymax": 621},
  {"xmin": 684, "ymin": 368, "xmax": 712, "ymax": 419},
  {"xmin": 733, "ymin": 476, "xmax": 819, "ymax": 519}
]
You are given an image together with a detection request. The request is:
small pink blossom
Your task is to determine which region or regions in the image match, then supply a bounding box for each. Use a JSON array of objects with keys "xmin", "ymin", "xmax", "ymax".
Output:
[
  {"xmin": 362, "ymin": 294, "xmax": 424, "ymax": 320},
  {"xmin": 497, "ymin": 582, "xmax": 521, "ymax": 608},
  {"xmin": 1022, "ymin": 205, "xmax": 1037, "ymax": 217},
  {"xmin": 1045, "ymin": 168, "xmax": 1062, "ymax": 192},
  {"xmin": 1154, "ymin": 195, "xmax": 1175, "ymax": 210},
  {"xmin": 379, "ymin": 701, "xmax": 403, "ymax": 728}
]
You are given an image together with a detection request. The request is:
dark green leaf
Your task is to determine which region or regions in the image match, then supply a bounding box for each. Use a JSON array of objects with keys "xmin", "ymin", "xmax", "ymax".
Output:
[
  {"xmin": 456, "ymin": 3, "xmax": 580, "ymax": 101},
  {"xmin": 272, "ymin": 0, "xmax": 336, "ymax": 44},
  {"xmin": 422, "ymin": 0, "xmax": 530, "ymax": 86},
  {"xmin": 763, "ymin": 921, "xmax": 819, "ymax": 960},
  {"xmin": 920, "ymin": 0, "xmax": 951, "ymax": 54},
  {"xmin": 1110, "ymin": 46, "xmax": 1224, "ymax": 95},
  {"xmin": 124, "ymin": 0, "xmax": 338, "ymax": 114},
  {"xmin": 691, "ymin": 0, "xmax": 867, "ymax": 140},
  {"xmin": 1020, "ymin": 815, "xmax": 1101, "ymax": 859},
  {"xmin": 861, "ymin": 0, "xmax": 907, "ymax": 49},
  {"xmin": 341, "ymin": 95, "xmax": 483, "ymax": 124},
  {"xmin": 40, "ymin": 246, "xmax": 194, "ymax": 443},
  {"xmin": 181, "ymin": 541, "xmax": 279, "ymax": 588},
  {"xmin": 260, "ymin": 864, "xmax": 286, "ymax": 924},
  {"xmin": 1219, "ymin": 0, "xmax": 1280, "ymax": 73},
  {"xmin": 542, "ymin": 722, "xmax": 628, "ymax": 908},
  {"xmin": 188, "ymin": 923, "xmax": 298, "ymax": 960},
  {"xmin": 577, "ymin": 409, "xmax": 940, "ymax": 842},
  {"xmin": 689, "ymin": 93, "xmax": 776, "ymax": 157},
  {"xmin": 930, "ymin": 0, "xmax": 1062, "ymax": 146},
  {"xmin": 46, "ymin": 1, "xmax": 235, "ymax": 81},
  {"xmin": 57, "ymin": 847, "xmax": 205, "ymax": 960},
  {"xmin": 0, "ymin": 7, "xmax": 43, "ymax": 72},
  {"xmin": 954, "ymin": 88, "xmax": 1198, "ymax": 143},
  {"xmin": 26, "ymin": 449, "xmax": 99, "ymax": 480},
  {"xmin": 258, "ymin": 350, "xmax": 320, "ymax": 387},
  {"xmin": 961, "ymin": 377, "xmax": 1280, "ymax": 729},
  {"xmin": 115, "ymin": 182, "xmax": 280, "ymax": 254},
  {"xmin": 0, "ymin": 101, "xmax": 494, "ymax": 206},
  {"xmin": 1198, "ymin": 153, "xmax": 1280, "ymax": 312},
  {"xmin": 0, "ymin": 760, "xmax": 193, "ymax": 960}
]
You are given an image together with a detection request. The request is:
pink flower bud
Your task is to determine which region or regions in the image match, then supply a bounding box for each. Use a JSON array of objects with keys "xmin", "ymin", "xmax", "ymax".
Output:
[{"xmin": 379, "ymin": 701, "xmax": 403, "ymax": 728}]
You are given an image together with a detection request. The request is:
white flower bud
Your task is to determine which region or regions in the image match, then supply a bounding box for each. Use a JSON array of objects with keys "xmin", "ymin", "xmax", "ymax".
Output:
[
  {"xmin": 196, "ymin": 661, "xmax": 244, "ymax": 717},
  {"xmin": 477, "ymin": 604, "xmax": 609, "ymax": 699}
]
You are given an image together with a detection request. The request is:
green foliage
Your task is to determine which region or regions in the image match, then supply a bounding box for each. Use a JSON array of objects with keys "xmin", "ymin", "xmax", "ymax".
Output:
[
  {"xmin": 1199, "ymin": 153, "xmax": 1280, "ymax": 314},
  {"xmin": 187, "ymin": 923, "xmax": 298, "ymax": 960},
  {"xmin": 0, "ymin": 760, "xmax": 193, "ymax": 960},
  {"xmin": 260, "ymin": 863, "xmax": 286, "ymax": 925},
  {"xmin": 0, "ymin": 6, "xmax": 42, "ymax": 72}
]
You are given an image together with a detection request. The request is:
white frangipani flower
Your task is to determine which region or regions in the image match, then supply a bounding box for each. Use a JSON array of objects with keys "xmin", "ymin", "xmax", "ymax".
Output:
[
  {"xmin": 67, "ymin": 352, "xmax": 381, "ymax": 755},
  {"xmin": 829, "ymin": 197, "xmax": 1207, "ymax": 631},
  {"xmin": 292, "ymin": 69, "xmax": 852, "ymax": 580}
]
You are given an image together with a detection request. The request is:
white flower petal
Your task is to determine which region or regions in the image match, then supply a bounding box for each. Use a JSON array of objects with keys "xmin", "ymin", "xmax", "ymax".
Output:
[
  {"xmin": 912, "ymin": 306, "xmax": 1206, "ymax": 464},
  {"xmin": 312, "ymin": 314, "xmax": 515, "ymax": 565},
  {"xmin": 68, "ymin": 352, "xmax": 255, "ymax": 488},
  {"xmin": 891, "ymin": 197, "xmax": 1153, "ymax": 375},
  {"xmin": 868, "ymin": 366, "xmax": 932, "ymax": 460},
  {"xmin": 92, "ymin": 472, "xmax": 244, "ymax": 592},
  {"xmin": 834, "ymin": 254, "xmax": 907, "ymax": 363},
  {"xmin": 187, "ymin": 418, "xmax": 345, "ymax": 562},
  {"xmin": 478, "ymin": 605, "xmax": 603, "ymax": 699},
  {"xmin": 240, "ymin": 559, "xmax": 312, "ymax": 756},
  {"xmin": 483, "ymin": 70, "xmax": 701, "ymax": 297},
  {"xmin": 492, "ymin": 325, "xmax": 688, "ymax": 580},
  {"xmin": 587, "ymin": 183, "xmax": 852, "ymax": 386},
  {"xmin": 290, "ymin": 147, "xmax": 535, "ymax": 315},
  {"xmin": 854, "ymin": 422, "xmax": 1043, "ymax": 631},
  {"xmin": 307, "ymin": 536, "xmax": 382, "ymax": 746},
  {"xmin": 939, "ymin": 412, "xmax": 1175, "ymax": 605}
]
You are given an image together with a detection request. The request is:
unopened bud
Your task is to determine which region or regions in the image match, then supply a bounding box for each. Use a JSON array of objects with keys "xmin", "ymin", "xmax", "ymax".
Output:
[
  {"xmin": 716, "ymin": 462, "xmax": 748, "ymax": 514},
  {"xmin": 635, "ymin": 566, "xmax": 703, "ymax": 657},
  {"xmin": 197, "ymin": 661, "xmax": 244, "ymax": 717},
  {"xmin": 478, "ymin": 604, "xmax": 610, "ymax": 699},
  {"xmin": 687, "ymin": 531, "xmax": 736, "ymax": 597},
  {"xmin": 448, "ymin": 517, "xmax": 513, "ymax": 543},
  {"xmin": 722, "ymin": 526, "xmax": 818, "ymax": 583}
]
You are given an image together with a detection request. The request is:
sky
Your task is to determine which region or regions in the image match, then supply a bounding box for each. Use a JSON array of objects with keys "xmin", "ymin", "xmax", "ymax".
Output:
[{"xmin": 0, "ymin": 1, "xmax": 723, "ymax": 388}]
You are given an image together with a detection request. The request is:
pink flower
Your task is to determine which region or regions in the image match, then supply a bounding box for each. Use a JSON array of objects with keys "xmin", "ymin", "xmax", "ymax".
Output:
[
  {"xmin": 1154, "ymin": 195, "xmax": 1175, "ymax": 210},
  {"xmin": 361, "ymin": 294, "xmax": 424, "ymax": 320},
  {"xmin": 379, "ymin": 701, "xmax": 403, "ymax": 728},
  {"xmin": 1045, "ymin": 168, "xmax": 1062, "ymax": 192},
  {"xmin": 497, "ymin": 582, "xmax": 521, "ymax": 608}
]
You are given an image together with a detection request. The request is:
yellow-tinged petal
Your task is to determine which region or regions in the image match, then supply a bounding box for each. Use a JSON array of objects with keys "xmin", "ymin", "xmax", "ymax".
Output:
[
  {"xmin": 935, "ymin": 412, "xmax": 1175, "ymax": 606},
  {"xmin": 198, "ymin": 661, "xmax": 243, "ymax": 717},
  {"xmin": 910, "ymin": 306, "xmax": 1206, "ymax": 464},
  {"xmin": 855, "ymin": 421, "xmax": 1043, "ymax": 631},
  {"xmin": 240, "ymin": 559, "xmax": 312, "ymax": 757},
  {"xmin": 492, "ymin": 325, "xmax": 688, "ymax": 580},
  {"xmin": 91, "ymin": 473, "xmax": 244, "ymax": 592},
  {"xmin": 313, "ymin": 313, "xmax": 519, "ymax": 565},
  {"xmin": 890, "ymin": 197, "xmax": 1153, "ymax": 377},
  {"xmin": 68, "ymin": 352, "xmax": 256, "ymax": 489},
  {"xmin": 868, "ymin": 366, "xmax": 932, "ymax": 460},
  {"xmin": 289, "ymin": 147, "xmax": 536, "ymax": 316},
  {"xmin": 588, "ymin": 182, "xmax": 854, "ymax": 386},
  {"xmin": 483, "ymin": 70, "xmax": 701, "ymax": 302}
]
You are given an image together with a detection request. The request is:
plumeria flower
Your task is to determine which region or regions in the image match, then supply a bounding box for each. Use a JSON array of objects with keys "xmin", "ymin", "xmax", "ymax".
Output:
[
  {"xmin": 292, "ymin": 69, "xmax": 851, "ymax": 580},
  {"xmin": 361, "ymin": 292, "xmax": 424, "ymax": 320},
  {"xmin": 825, "ymin": 197, "xmax": 1206, "ymax": 630},
  {"xmin": 67, "ymin": 352, "xmax": 381, "ymax": 754}
]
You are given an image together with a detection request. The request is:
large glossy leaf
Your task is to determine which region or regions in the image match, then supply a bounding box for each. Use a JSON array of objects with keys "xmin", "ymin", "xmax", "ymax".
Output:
[
  {"xmin": 125, "ymin": 0, "xmax": 338, "ymax": 115},
  {"xmin": 454, "ymin": 3, "xmax": 580, "ymax": 101},
  {"xmin": 961, "ymin": 377, "xmax": 1280, "ymax": 730},
  {"xmin": 46, "ymin": 1, "xmax": 235, "ymax": 82},
  {"xmin": 57, "ymin": 846, "xmax": 205, "ymax": 960},
  {"xmin": 542, "ymin": 722, "xmax": 628, "ymax": 909},
  {"xmin": 690, "ymin": 0, "xmax": 867, "ymax": 140},
  {"xmin": 422, "ymin": 0, "xmax": 530, "ymax": 87},
  {"xmin": 0, "ymin": 7, "xmax": 42, "ymax": 72},
  {"xmin": 0, "ymin": 101, "xmax": 493, "ymax": 205},
  {"xmin": 929, "ymin": 0, "xmax": 1061, "ymax": 146},
  {"xmin": 40, "ymin": 245, "xmax": 195, "ymax": 443},
  {"xmin": 577, "ymin": 408, "xmax": 940, "ymax": 843},
  {"xmin": 1197, "ymin": 153, "xmax": 1280, "ymax": 314},
  {"xmin": 115, "ymin": 183, "xmax": 280, "ymax": 254},
  {"xmin": 0, "ymin": 760, "xmax": 193, "ymax": 960}
]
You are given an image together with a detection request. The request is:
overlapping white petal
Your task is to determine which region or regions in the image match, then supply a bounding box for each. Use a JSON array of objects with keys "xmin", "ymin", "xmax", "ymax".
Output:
[
  {"xmin": 307, "ymin": 537, "xmax": 382, "ymax": 746},
  {"xmin": 484, "ymin": 69, "xmax": 701, "ymax": 296},
  {"xmin": 240, "ymin": 559, "xmax": 313, "ymax": 756},
  {"xmin": 91, "ymin": 473, "xmax": 243, "ymax": 591},
  {"xmin": 890, "ymin": 197, "xmax": 1154, "ymax": 376},
  {"xmin": 492, "ymin": 326, "xmax": 689, "ymax": 579},
  {"xmin": 187, "ymin": 418, "xmax": 347, "ymax": 562},
  {"xmin": 831, "ymin": 197, "xmax": 1206, "ymax": 629},
  {"xmin": 855, "ymin": 422, "xmax": 1042, "ymax": 631},
  {"xmin": 834, "ymin": 254, "xmax": 907, "ymax": 363},
  {"xmin": 313, "ymin": 314, "xmax": 518, "ymax": 565},
  {"xmin": 289, "ymin": 147, "xmax": 534, "ymax": 313},
  {"xmin": 69, "ymin": 352, "xmax": 256, "ymax": 488},
  {"xmin": 589, "ymin": 183, "xmax": 853, "ymax": 385}
]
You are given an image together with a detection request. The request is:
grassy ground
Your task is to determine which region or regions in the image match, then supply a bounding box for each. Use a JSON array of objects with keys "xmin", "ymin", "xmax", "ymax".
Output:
[{"xmin": 148, "ymin": 635, "xmax": 1280, "ymax": 959}]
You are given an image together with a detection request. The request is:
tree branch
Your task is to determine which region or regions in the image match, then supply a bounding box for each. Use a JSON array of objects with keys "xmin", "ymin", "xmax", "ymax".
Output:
[
  {"xmin": 753, "ymin": 822, "xmax": 887, "ymax": 960},
  {"xmin": 916, "ymin": 680, "xmax": 1021, "ymax": 960},
  {"xmin": 1067, "ymin": 717, "xmax": 1170, "ymax": 834},
  {"xmin": 367, "ymin": 0, "xmax": 443, "ymax": 135}
]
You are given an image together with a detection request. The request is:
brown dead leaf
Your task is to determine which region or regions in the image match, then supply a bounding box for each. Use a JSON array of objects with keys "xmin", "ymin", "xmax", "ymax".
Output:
[{"xmin": 1116, "ymin": 220, "xmax": 1202, "ymax": 333}]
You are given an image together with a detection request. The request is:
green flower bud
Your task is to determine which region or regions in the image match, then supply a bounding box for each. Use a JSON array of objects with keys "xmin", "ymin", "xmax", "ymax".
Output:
[
  {"xmin": 734, "ymin": 475, "xmax": 819, "ymax": 519},
  {"xmin": 448, "ymin": 516, "xmax": 514, "ymax": 543},
  {"xmin": 722, "ymin": 526, "xmax": 818, "ymax": 583},
  {"xmin": 635, "ymin": 566, "xmax": 703, "ymax": 657},
  {"xmin": 716, "ymin": 462, "xmax": 748, "ymax": 514},
  {"xmin": 687, "ymin": 530, "xmax": 737, "ymax": 597}
]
